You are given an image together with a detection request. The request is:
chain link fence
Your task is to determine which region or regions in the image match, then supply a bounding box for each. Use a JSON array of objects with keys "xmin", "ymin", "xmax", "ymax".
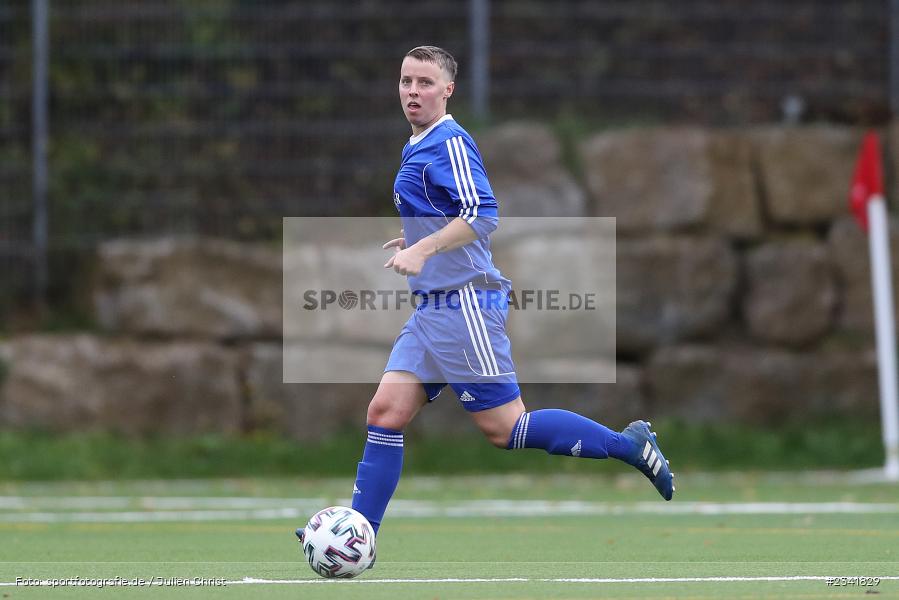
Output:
[{"xmin": 0, "ymin": 0, "xmax": 894, "ymax": 316}]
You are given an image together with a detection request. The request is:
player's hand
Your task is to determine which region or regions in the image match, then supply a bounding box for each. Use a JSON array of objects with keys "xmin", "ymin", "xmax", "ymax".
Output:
[
  {"xmin": 382, "ymin": 236, "xmax": 406, "ymax": 252},
  {"xmin": 384, "ymin": 245, "xmax": 426, "ymax": 276},
  {"xmin": 383, "ymin": 229, "xmax": 414, "ymax": 275},
  {"xmin": 382, "ymin": 228, "xmax": 406, "ymax": 252}
]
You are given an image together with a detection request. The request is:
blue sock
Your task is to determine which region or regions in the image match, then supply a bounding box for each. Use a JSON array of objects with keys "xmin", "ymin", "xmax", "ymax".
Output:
[
  {"xmin": 351, "ymin": 425, "xmax": 403, "ymax": 535},
  {"xmin": 506, "ymin": 409, "xmax": 635, "ymax": 461}
]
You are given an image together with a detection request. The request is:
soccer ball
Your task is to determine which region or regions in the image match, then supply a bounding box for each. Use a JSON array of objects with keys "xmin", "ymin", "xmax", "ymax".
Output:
[{"xmin": 301, "ymin": 506, "xmax": 376, "ymax": 578}]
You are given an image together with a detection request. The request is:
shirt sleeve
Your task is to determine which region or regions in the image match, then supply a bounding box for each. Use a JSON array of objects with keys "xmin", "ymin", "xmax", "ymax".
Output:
[{"xmin": 430, "ymin": 134, "xmax": 499, "ymax": 238}]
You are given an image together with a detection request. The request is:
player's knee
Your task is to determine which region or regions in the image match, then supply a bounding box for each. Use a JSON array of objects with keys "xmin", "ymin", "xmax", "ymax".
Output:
[
  {"xmin": 366, "ymin": 393, "xmax": 412, "ymax": 431},
  {"xmin": 479, "ymin": 421, "xmax": 515, "ymax": 449},
  {"xmin": 472, "ymin": 399, "xmax": 525, "ymax": 449},
  {"xmin": 485, "ymin": 429, "xmax": 511, "ymax": 449},
  {"xmin": 473, "ymin": 399, "xmax": 525, "ymax": 449}
]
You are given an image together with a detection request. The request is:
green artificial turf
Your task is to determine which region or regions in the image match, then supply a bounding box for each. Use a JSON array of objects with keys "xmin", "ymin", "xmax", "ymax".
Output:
[{"xmin": 0, "ymin": 473, "xmax": 897, "ymax": 598}]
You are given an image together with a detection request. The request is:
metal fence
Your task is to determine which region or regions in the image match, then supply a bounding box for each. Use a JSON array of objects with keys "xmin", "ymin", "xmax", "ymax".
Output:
[{"xmin": 0, "ymin": 0, "xmax": 896, "ymax": 315}]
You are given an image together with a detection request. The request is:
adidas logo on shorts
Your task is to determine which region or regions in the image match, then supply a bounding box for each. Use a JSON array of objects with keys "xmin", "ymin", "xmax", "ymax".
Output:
[{"xmin": 459, "ymin": 391, "xmax": 476, "ymax": 403}]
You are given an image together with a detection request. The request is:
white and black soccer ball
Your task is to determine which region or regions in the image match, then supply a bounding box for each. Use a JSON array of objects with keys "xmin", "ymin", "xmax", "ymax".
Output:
[{"xmin": 301, "ymin": 506, "xmax": 376, "ymax": 578}]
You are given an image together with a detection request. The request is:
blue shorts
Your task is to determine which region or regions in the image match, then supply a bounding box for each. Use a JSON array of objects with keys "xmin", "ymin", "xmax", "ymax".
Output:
[{"xmin": 385, "ymin": 283, "xmax": 521, "ymax": 412}]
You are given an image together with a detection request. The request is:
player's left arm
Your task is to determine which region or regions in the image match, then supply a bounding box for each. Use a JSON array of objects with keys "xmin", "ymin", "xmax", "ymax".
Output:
[{"xmin": 385, "ymin": 135, "xmax": 498, "ymax": 276}]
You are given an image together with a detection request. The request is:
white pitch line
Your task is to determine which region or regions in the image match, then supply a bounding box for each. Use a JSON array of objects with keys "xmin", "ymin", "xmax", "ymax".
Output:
[
  {"xmin": 387, "ymin": 499, "xmax": 899, "ymax": 517},
  {"xmin": 0, "ymin": 497, "xmax": 328, "ymax": 510},
  {"xmin": 1, "ymin": 499, "xmax": 899, "ymax": 523},
  {"xmin": 230, "ymin": 575, "xmax": 899, "ymax": 585},
  {"xmin": 0, "ymin": 508, "xmax": 304, "ymax": 523}
]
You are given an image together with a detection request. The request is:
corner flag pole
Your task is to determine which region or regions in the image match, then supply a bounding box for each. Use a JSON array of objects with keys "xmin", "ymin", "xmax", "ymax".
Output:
[{"xmin": 850, "ymin": 131, "xmax": 899, "ymax": 481}]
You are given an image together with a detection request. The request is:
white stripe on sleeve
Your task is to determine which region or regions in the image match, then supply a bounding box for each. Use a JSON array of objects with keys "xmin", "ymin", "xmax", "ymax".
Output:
[
  {"xmin": 457, "ymin": 137, "xmax": 481, "ymax": 223},
  {"xmin": 447, "ymin": 137, "xmax": 473, "ymax": 217}
]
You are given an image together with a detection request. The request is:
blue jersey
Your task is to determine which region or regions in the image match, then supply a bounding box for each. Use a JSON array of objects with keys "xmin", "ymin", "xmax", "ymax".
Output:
[{"xmin": 393, "ymin": 115, "xmax": 510, "ymax": 293}]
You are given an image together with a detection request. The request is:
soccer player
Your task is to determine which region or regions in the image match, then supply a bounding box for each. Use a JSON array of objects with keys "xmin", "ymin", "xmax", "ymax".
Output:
[{"xmin": 299, "ymin": 45, "xmax": 673, "ymax": 549}]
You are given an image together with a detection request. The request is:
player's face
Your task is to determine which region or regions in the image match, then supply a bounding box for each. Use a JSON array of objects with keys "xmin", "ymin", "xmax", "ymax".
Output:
[{"xmin": 399, "ymin": 57, "xmax": 454, "ymax": 134}]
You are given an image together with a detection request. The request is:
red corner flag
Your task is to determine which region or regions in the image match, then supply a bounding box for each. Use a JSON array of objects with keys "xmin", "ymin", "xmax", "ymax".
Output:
[{"xmin": 849, "ymin": 131, "xmax": 884, "ymax": 232}]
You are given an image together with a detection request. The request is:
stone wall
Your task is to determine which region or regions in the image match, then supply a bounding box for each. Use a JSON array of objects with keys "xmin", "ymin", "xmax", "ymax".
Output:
[{"xmin": 1, "ymin": 122, "xmax": 897, "ymax": 440}]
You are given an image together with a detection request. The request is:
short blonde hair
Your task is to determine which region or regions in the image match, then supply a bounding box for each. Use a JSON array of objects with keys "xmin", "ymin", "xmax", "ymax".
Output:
[{"xmin": 405, "ymin": 46, "xmax": 457, "ymax": 81}]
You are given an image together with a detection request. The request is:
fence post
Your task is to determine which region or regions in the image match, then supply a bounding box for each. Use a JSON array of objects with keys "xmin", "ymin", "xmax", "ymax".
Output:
[
  {"xmin": 469, "ymin": 0, "xmax": 490, "ymax": 122},
  {"xmin": 31, "ymin": 0, "xmax": 49, "ymax": 312}
]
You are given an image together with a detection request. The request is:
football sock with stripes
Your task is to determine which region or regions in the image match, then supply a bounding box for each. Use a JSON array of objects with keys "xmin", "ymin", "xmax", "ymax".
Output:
[
  {"xmin": 506, "ymin": 409, "xmax": 635, "ymax": 460},
  {"xmin": 351, "ymin": 425, "xmax": 404, "ymax": 535}
]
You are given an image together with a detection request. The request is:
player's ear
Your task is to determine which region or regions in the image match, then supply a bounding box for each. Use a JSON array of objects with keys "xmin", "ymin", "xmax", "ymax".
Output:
[{"xmin": 444, "ymin": 81, "xmax": 454, "ymax": 100}]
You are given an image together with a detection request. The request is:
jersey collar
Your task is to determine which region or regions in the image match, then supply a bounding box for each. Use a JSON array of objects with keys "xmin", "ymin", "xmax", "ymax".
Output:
[{"xmin": 409, "ymin": 114, "xmax": 454, "ymax": 146}]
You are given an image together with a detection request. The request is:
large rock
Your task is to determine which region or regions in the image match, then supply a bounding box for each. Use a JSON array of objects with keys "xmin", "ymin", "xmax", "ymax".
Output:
[
  {"xmin": 282, "ymin": 340, "xmax": 391, "ymax": 384},
  {"xmin": 743, "ymin": 239, "xmax": 836, "ymax": 346},
  {"xmin": 245, "ymin": 343, "xmax": 375, "ymax": 441},
  {"xmin": 540, "ymin": 363, "xmax": 647, "ymax": 427},
  {"xmin": 523, "ymin": 362, "xmax": 647, "ymax": 427},
  {"xmin": 479, "ymin": 121, "xmax": 563, "ymax": 177},
  {"xmin": 706, "ymin": 132, "xmax": 762, "ymax": 238},
  {"xmin": 495, "ymin": 225, "xmax": 616, "ymax": 359},
  {"xmin": 94, "ymin": 237, "xmax": 281, "ymax": 339},
  {"xmin": 283, "ymin": 232, "xmax": 413, "ymax": 346},
  {"xmin": 491, "ymin": 170, "xmax": 586, "ymax": 219},
  {"xmin": 828, "ymin": 216, "xmax": 899, "ymax": 336},
  {"xmin": 0, "ymin": 334, "xmax": 241, "ymax": 434},
  {"xmin": 517, "ymin": 357, "xmax": 617, "ymax": 383},
  {"xmin": 754, "ymin": 125, "xmax": 860, "ymax": 225},
  {"xmin": 646, "ymin": 345, "xmax": 879, "ymax": 424},
  {"xmin": 617, "ymin": 236, "xmax": 738, "ymax": 353},
  {"xmin": 479, "ymin": 122, "xmax": 586, "ymax": 242},
  {"xmin": 580, "ymin": 127, "xmax": 760, "ymax": 237}
]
